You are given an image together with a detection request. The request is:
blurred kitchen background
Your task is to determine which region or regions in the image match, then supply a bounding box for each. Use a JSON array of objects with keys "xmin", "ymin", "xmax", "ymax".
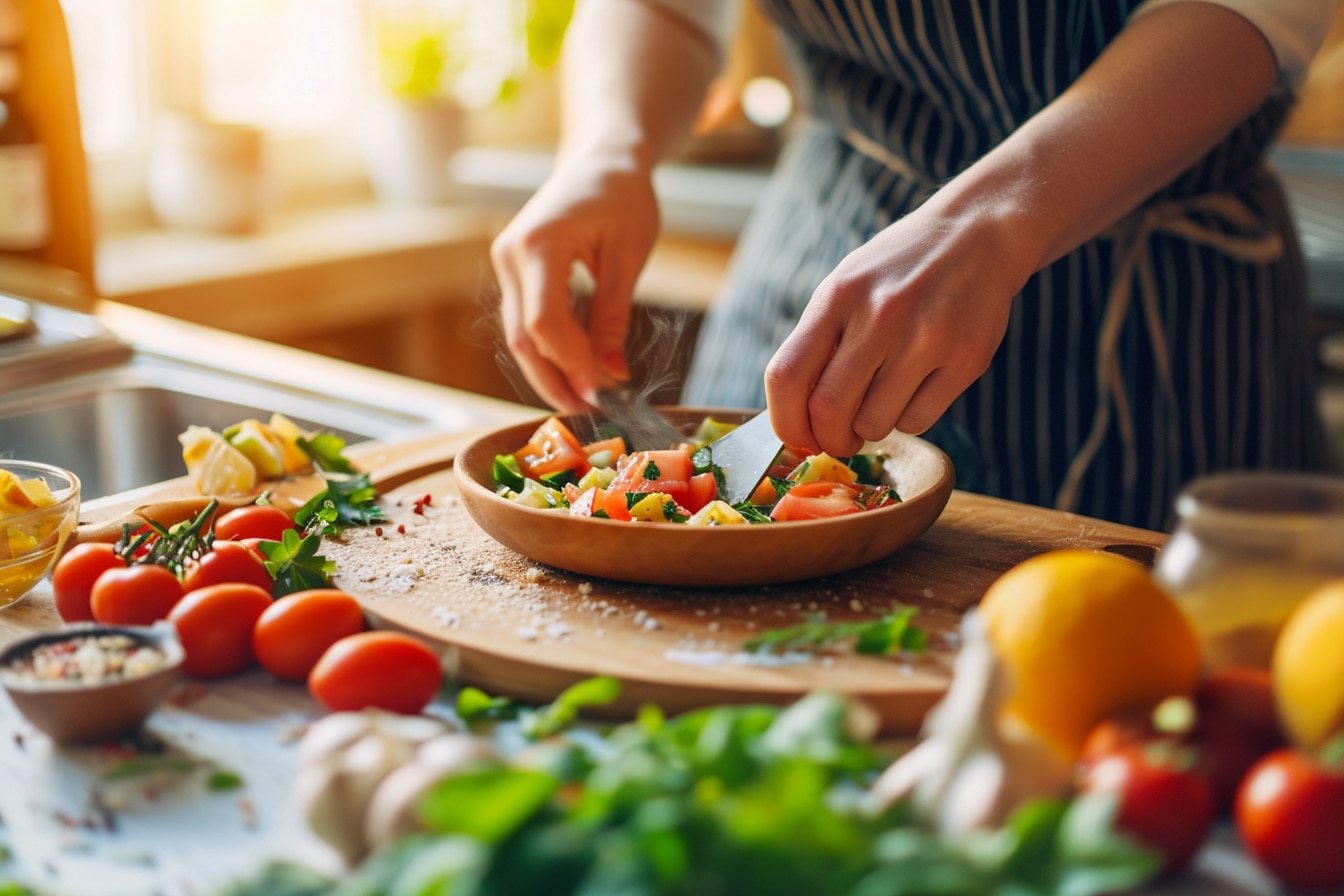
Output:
[{"xmin": 5, "ymin": 0, "xmax": 1344, "ymax": 465}]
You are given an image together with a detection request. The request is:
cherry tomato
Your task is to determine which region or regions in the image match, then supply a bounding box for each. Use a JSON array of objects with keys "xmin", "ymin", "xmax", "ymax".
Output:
[
  {"xmin": 181, "ymin": 540, "xmax": 274, "ymax": 595},
  {"xmin": 1079, "ymin": 744, "xmax": 1216, "ymax": 878},
  {"xmin": 51, "ymin": 543, "xmax": 128, "ymax": 623},
  {"xmin": 168, "ymin": 583, "xmax": 273, "ymax": 679},
  {"xmin": 308, "ymin": 631, "xmax": 442, "ymax": 714},
  {"xmin": 90, "ymin": 564, "xmax": 185, "ymax": 626},
  {"xmin": 1235, "ymin": 748, "xmax": 1344, "ymax": 893},
  {"xmin": 252, "ymin": 589, "xmax": 366, "ymax": 682},
  {"xmin": 1191, "ymin": 667, "xmax": 1284, "ymax": 814},
  {"xmin": 770, "ymin": 481, "xmax": 864, "ymax": 521},
  {"xmin": 214, "ymin": 504, "xmax": 296, "ymax": 543}
]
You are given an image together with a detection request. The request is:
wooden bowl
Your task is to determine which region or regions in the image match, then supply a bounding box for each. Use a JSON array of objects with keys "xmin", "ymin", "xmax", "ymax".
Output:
[
  {"xmin": 454, "ymin": 407, "xmax": 955, "ymax": 587},
  {"xmin": 0, "ymin": 623, "xmax": 184, "ymax": 745}
]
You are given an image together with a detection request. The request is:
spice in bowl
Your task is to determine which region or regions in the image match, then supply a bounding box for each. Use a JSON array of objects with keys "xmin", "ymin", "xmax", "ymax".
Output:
[{"xmin": 0, "ymin": 624, "xmax": 184, "ymax": 744}]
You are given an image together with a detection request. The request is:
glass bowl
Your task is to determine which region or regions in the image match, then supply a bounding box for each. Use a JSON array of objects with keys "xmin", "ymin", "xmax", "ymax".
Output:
[
  {"xmin": 0, "ymin": 623, "xmax": 184, "ymax": 744},
  {"xmin": 0, "ymin": 460, "xmax": 81, "ymax": 609}
]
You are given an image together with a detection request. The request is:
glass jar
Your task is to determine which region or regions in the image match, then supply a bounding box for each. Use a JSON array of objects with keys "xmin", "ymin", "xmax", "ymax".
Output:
[{"xmin": 1153, "ymin": 472, "xmax": 1344, "ymax": 672}]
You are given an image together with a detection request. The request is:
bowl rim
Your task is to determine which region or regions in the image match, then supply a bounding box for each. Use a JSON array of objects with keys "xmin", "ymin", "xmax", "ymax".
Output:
[{"xmin": 0, "ymin": 622, "xmax": 185, "ymax": 694}]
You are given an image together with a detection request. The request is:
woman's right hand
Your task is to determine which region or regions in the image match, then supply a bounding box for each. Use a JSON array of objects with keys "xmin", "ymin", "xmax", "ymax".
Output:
[{"xmin": 490, "ymin": 154, "xmax": 659, "ymax": 412}]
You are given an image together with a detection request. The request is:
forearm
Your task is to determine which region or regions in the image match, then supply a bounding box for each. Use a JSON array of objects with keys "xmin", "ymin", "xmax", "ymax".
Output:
[
  {"xmin": 926, "ymin": 2, "xmax": 1280, "ymax": 277},
  {"xmin": 556, "ymin": 0, "xmax": 722, "ymax": 175}
]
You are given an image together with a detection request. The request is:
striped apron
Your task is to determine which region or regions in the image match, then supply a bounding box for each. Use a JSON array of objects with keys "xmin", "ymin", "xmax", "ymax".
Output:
[{"xmin": 681, "ymin": 0, "xmax": 1333, "ymax": 531}]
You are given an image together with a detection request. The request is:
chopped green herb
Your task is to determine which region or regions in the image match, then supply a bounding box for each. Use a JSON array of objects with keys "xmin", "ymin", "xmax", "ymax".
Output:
[
  {"xmin": 642, "ymin": 460, "xmax": 660, "ymax": 480},
  {"xmin": 260, "ymin": 530, "xmax": 337, "ymax": 597},
  {"xmin": 731, "ymin": 501, "xmax": 774, "ymax": 523},
  {"xmin": 207, "ymin": 770, "xmax": 246, "ymax": 792},
  {"xmin": 744, "ymin": 606, "xmax": 927, "ymax": 657}
]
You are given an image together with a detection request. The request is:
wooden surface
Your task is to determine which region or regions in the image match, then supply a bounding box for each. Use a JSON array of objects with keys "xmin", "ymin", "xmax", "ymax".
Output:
[{"xmin": 2, "ymin": 428, "xmax": 1169, "ymax": 736}]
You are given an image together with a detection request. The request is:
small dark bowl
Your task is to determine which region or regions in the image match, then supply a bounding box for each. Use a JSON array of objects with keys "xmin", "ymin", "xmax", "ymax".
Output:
[{"xmin": 0, "ymin": 623, "xmax": 184, "ymax": 745}]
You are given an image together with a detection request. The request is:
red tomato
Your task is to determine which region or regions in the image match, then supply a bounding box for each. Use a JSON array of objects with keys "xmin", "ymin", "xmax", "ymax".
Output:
[
  {"xmin": 51, "ymin": 543, "xmax": 128, "ymax": 623},
  {"xmin": 514, "ymin": 416, "xmax": 591, "ymax": 480},
  {"xmin": 684, "ymin": 471, "xmax": 718, "ymax": 513},
  {"xmin": 308, "ymin": 631, "xmax": 442, "ymax": 714},
  {"xmin": 214, "ymin": 504, "xmax": 296, "ymax": 543},
  {"xmin": 1235, "ymin": 749, "xmax": 1344, "ymax": 893},
  {"xmin": 608, "ymin": 450, "xmax": 694, "ymax": 505},
  {"xmin": 600, "ymin": 488, "xmax": 634, "ymax": 522},
  {"xmin": 252, "ymin": 589, "xmax": 366, "ymax": 682},
  {"xmin": 580, "ymin": 435, "xmax": 627, "ymax": 463},
  {"xmin": 1191, "ymin": 667, "xmax": 1285, "ymax": 814},
  {"xmin": 182, "ymin": 540, "xmax": 274, "ymax": 595},
  {"xmin": 90, "ymin": 564, "xmax": 186, "ymax": 626},
  {"xmin": 770, "ymin": 481, "xmax": 864, "ymax": 521},
  {"xmin": 169, "ymin": 583, "xmax": 273, "ymax": 679},
  {"xmin": 568, "ymin": 486, "xmax": 606, "ymax": 518},
  {"xmin": 1079, "ymin": 745, "xmax": 1216, "ymax": 877}
]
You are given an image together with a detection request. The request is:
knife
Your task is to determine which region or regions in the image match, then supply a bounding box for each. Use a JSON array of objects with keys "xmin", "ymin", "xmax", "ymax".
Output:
[{"xmin": 706, "ymin": 410, "xmax": 784, "ymax": 506}]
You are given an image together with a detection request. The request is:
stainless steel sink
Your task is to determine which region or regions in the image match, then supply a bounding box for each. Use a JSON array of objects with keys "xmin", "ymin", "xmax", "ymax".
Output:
[
  {"xmin": 0, "ymin": 352, "xmax": 438, "ymax": 500},
  {"xmin": 0, "ymin": 288, "xmax": 538, "ymax": 501}
]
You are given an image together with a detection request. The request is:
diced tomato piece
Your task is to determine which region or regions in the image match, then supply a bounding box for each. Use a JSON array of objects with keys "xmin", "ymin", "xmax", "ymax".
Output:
[
  {"xmin": 514, "ymin": 416, "xmax": 592, "ymax": 480},
  {"xmin": 770, "ymin": 480, "xmax": 864, "ymax": 521},
  {"xmin": 684, "ymin": 471, "xmax": 718, "ymax": 513},
  {"xmin": 569, "ymin": 486, "xmax": 605, "ymax": 518},
  {"xmin": 601, "ymin": 488, "xmax": 634, "ymax": 522},
  {"xmin": 749, "ymin": 477, "xmax": 779, "ymax": 506},
  {"xmin": 608, "ymin": 450, "xmax": 694, "ymax": 506},
  {"xmin": 580, "ymin": 436, "xmax": 627, "ymax": 464}
]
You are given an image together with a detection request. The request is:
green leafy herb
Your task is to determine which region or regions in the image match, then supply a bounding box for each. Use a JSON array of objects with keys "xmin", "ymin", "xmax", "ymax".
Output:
[
  {"xmin": 541, "ymin": 469, "xmax": 580, "ymax": 490},
  {"xmin": 207, "ymin": 770, "xmax": 245, "ymax": 792},
  {"xmin": 298, "ymin": 433, "xmax": 357, "ymax": 475},
  {"xmin": 744, "ymin": 606, "xmax": 927, "ymax": 657},
  {"xmin": 691, "ymin": 445, "xmax": 726, "ymax": 491},
  {"xmin": 260, "ymin": 530, "xmax": 336, "ymax": 597},
  {"xmin": 518, "ymin": 675, "xmax": 621, "ymax": 739},
  {"xmin": 642, "ymin": 460, "xmax": 660, "ymax": 480},
  {"xmin": 768, "ymin": 475, "xmax": 794, "ymax": 498},
  {"xmin": 456, "ymin": 686, "xmax": 519, "ymax": 725},
  {"xmin": 295, "ymin": 471, "xmax": 384, "ymax": 536},
  {"xmin": 102, "ymin": 756, "xmax": 204, "ymax": 780},
  {"xmin": 731, "ymin": 501, "xmax": 774, "ymax": 523},
  {"xmin": 846, "ymin": 453, "xmax": 887, "ymax": 485}
]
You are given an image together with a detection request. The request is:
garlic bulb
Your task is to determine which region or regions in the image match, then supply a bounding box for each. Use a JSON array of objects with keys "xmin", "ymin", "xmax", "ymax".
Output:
[
  {"xmin": 870, "ymin": 611, "xmax": 1072, "ymax": 834},
  {"xmin": 293, "ymin": 710, "xmax": 456, "ymax": 865},
  {"xmin": 363, "ymin": 733, "xmax": 500, "ymax": 852}
]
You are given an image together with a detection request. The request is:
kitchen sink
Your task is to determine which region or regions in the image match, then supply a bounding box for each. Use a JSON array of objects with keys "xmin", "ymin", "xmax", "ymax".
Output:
[{"xmin": 0, "ymin": 292, "xmax": 535, "ymax": 502}]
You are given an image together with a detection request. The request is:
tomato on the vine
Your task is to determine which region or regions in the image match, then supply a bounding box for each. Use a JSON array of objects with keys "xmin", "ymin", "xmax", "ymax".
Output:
[
  {"xmin": 168, "ymin": 583, "xmax": 273, "ymax": 679},
  {"xmin": 1235, "ymin": 747, "xmax": 1344, "ymax": 893},
  {"xmin": 308, "ymin": 631, "xmax": 442, "ymax": 714},
  {"xmin": 90, "ymin": 564, "xmax": 185, "ymax": 625},
  {"xmin": 51, "ymin": 543, "xmax": 127, "ymax": 623},
  {"xmin": 182, "ymin": 540, "xmax": 273, "ymax": 595},
  {"xmin": 252, "ymin": 589, "xmax": 366, "ymax": 682},
  {"xmin": 1078, "ymin": 744, "xmax": 1215, "ymax": 878},
  {"xmin": 214, "ymin": 504, "xmax": 296, "ymax": 543}
]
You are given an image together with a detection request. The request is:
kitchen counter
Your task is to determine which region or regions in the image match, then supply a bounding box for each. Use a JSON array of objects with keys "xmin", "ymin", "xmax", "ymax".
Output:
[{"xmin": 0, "ymin": 432, "xmax": 1286, "ymax": 896}]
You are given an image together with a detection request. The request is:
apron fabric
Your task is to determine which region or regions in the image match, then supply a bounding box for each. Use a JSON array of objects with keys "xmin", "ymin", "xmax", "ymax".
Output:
[{"xmin": 681, "ymin": 0, "xmax": 1332, "ymax": 531}]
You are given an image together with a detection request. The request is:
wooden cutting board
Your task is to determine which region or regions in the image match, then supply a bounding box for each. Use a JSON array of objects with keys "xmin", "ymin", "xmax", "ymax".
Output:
[
  {"xmin": 326, "ymin": 435, "xmax": 1169, "ymax": 736},
  {"xmin": 53, "ymin": 429, "xmax": 1166, "ymax": 736}
]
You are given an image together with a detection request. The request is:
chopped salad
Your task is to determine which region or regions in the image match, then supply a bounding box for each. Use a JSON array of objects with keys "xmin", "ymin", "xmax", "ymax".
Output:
[{"xmin": 492, "ymin": 415, "xmax": 900, "ymax": 524}]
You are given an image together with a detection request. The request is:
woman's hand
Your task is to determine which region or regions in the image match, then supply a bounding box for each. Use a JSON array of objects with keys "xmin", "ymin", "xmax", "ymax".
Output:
[
  {"xmin": 766, "ymin": 0, "xmax": 1280, "ymax": 457},
  {"xmin": 491, "ymin": 156, "xmax": 659, "ymax": 412},
  {"xmin": 765, "ymin": 200, "xmax": 1027, "ymax": 457}
]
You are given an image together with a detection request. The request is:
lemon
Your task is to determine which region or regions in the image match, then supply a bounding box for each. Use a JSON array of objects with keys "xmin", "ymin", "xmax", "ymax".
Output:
[
  {"xmin": 0, "ymin": 469, "xmax": 38, "ymax": 516},
  {"xmin": 224, "ymin": 418, "xmax": 287, "ymax": 480},
  {"xmin": 179, "ymin": 426, "xmax": 258, "ymax": 495},
  {"xmin": 1273, "ymin": 580, "xmax": 1344, "ymax": 750},
  {"xmin": 978, "ymin": 549, "xmax": 1202, "ymax": 761},
  {"xmin": 268, "ymin": 412, "xmax": 314, "ymax": 474}
]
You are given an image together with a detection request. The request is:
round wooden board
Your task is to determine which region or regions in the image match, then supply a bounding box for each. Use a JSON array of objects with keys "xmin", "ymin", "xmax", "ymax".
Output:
[{"xmin": 329, "ymin": 467, "xmax": 961, "ymax": 735}]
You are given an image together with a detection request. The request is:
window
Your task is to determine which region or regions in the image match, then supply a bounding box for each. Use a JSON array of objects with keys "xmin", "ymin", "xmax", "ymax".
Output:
[{"xmin": 58, "ymin": 0, "xmax": 532, "ymax": 224}]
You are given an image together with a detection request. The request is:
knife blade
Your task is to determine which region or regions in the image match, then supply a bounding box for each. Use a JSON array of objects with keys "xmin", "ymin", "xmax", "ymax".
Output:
[
  {"xmin": 707, "ymin": 410, "xmax": 784, "ymax": 506},
  {"xmin": 594, "ymin": 384, "xmax": 684, "ymax": 451}
]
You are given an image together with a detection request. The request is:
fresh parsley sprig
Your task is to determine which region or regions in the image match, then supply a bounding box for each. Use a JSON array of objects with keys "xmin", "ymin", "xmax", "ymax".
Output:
[
  {"xmin": 259, "ymin": 529, "xmax": 337, "ymax": 597},
  {"xmin": 294, "ymin": 433, "xmax": 385, "ymax": 536},
  {"xmin": 744, "ymin": 605, "xmax": 928, "ymax": 657}
]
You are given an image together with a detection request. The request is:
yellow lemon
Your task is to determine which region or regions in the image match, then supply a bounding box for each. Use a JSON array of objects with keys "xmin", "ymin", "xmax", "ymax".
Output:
[
  {"xmin": 224, "ymin": 418, "xmax": 287, "ymax": 480},
  {"xmin": 179, "ymin": 426, "xmax": 257, "ymax": 496},
  {"xmin": 0, "ymin": 469, "xmax": 38, "ymax": 516},
  {"xmin": 267, "ymin": 412, "xmax": 314, "ymax": 474},
  {"xmin": 978, "ymin": 549, "xmax": 1202, "ymax": 761},
  {"xmin": 1273, "ymin": 580, "xmax": 1344, "ymax": 750}
]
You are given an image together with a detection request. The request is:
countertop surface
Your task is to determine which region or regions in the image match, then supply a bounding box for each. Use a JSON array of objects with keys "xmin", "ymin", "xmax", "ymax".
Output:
[{"xmin": 0, "ymin": 430, "xmax": 1288, "ymax": 896}]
